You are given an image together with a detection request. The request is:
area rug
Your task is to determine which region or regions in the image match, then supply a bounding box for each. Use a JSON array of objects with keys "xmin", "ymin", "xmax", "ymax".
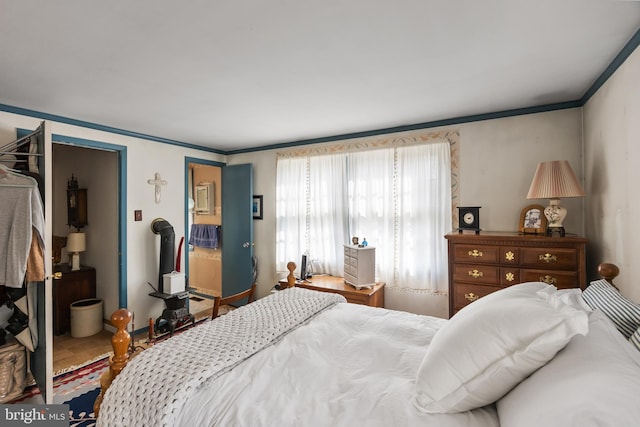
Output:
[
  {"xmin": 12, "ymin": 354, "xmax": 109, "ymax": 426},
  {"xmin": 9, "ymin": 316, "xmax": 210, "ymax": 426}
]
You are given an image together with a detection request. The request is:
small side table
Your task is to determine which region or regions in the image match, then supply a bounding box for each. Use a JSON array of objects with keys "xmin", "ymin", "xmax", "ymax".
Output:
[{"xmin": 278, "ymin": 275, "xmax": 385, "ymax": 308}]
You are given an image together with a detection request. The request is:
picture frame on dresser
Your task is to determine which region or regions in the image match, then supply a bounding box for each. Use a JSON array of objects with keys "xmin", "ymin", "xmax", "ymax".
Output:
[{"xmin": 518, "ymin": 204, "xmax": 547, "ymax": 234}]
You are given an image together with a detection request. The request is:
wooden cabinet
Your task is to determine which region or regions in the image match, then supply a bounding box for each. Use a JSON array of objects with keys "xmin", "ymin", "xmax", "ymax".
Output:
[
  {"xmin": 52, "ymin": 264, "xmax": 96, "ymax": 335},
  {"xmin": 445, "ymin": 232, "xmax": 587, "ymax": 317},
  {"xmin": 343, "ymin": 245, "xmax": 376, "ymax": 288}
]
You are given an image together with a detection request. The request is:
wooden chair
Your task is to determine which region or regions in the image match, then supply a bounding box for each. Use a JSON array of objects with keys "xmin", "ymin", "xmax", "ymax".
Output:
[{"xmin": 211, "ymin": 283, "xmax": 257, "ymax": 319}]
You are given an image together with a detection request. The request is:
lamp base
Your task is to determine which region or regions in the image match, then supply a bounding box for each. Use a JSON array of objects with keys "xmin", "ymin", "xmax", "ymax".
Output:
[
  {"xmin": 543, "ymin": 199, "xmax": 567, "ymax": 228},
  {"xmin": 70, "ymin": 253, "xmax": 80, "ymax": 270},
  {"xmin": 546, "ymin": 226, "xmax": 565, "ymax": 237}
]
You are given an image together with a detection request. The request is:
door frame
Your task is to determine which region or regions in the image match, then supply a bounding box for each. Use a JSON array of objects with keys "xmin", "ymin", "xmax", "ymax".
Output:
[
  {"xmin": 53, "ymin": 135, "xmax": 128, "ymax": 306},
  {"xmin": 183, "ymin": 156, "xmax": 225, "ymax": 284}
]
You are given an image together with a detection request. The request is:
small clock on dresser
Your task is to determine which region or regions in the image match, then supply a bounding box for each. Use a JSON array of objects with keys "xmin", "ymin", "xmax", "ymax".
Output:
[{"xmin": 457, "ymin": 206, "xmax": 481, "ymax": 234}]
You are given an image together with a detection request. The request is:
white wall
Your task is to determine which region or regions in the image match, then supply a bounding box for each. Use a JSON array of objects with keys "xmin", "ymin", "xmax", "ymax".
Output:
[
  {"xmin": 229, "ymin": 107, "xmax": 585, "ymax": 316},
  {"xmin": 584, "ymin": 45, "xmax": 640, "ymax": 302},
  {"xmin": 0, "ymin": 111, "xmax": 225, "ymax": 326}
]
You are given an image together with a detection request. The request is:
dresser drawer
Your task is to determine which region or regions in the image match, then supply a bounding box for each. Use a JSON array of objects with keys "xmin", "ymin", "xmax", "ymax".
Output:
[
  {"xmin": 500, "ymin": 247, "xmax": 520, "ymax": 264},
  {"xmin": 520, "ymin": 247, "xmax": 578, "ymax": 270},
  {"xmin": 521, "ymin": 269, "xmax": 579, "ymax": 289},
  {"xmin": 344, "ymin": 272, "xmax": 357, "ymax": 285},
  {"xmin": 500, "ymin": 267, "xmax": 520, "ymax": 286},
  {"xmin": 452, "ymin": 264, "xmax": 499, "ymax": 284},
  {"xmin": 453, "ymin": 283, "xmax": 503, "ymax": 312},
  {"xmin": 453, "ymin": 245, "xmax": 499, "ymax": 264}
]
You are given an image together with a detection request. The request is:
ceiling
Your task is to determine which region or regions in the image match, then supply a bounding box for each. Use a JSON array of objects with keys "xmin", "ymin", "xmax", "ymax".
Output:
[{"xmin": 1, "ymin": 1, "xmax": 639, "ymax": 153}]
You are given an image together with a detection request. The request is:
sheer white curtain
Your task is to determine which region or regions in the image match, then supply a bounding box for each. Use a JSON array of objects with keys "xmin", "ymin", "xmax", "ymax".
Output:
[
  {"xmin": 275, "ymin": 157, "xmax": 308, "ymax": 271},
  {"xmin": 347, "ymin": 149, "xmax": 395, "ymax": 284},
  {"xmin": 308, "ymin": 154, "xmax": 348, "ymax": 276},
  {"xmin": 395, "ymin": 142, "xmax": 451, "ymax": 291},
  {"xmin": 276, "ymin": 140, "xmax": 451, "ymax": 292},
  {"xmin": 276, "ymin": 154, "xmax": 348, "ymax": 277}
]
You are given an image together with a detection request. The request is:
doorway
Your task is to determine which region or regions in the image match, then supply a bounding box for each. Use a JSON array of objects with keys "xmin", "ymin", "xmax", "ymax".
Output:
[
  {"xmin": 185, "ymin": 159, "xmax": 224, "ymax": 317},
  {"xmin": 51, "ymin": 139, "xmax": 125, "ymax": 374}
]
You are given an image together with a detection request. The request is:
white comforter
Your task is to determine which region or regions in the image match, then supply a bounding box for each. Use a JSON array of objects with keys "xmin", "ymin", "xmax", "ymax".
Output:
[{"xmin": 176, "ymin": 303, "xmax": 499, "ymax": 427}]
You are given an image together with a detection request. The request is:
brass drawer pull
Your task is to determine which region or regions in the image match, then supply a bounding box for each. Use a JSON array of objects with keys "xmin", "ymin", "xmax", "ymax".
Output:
[
  {"xmin": 540, "ymin": 275, "xmax": 557, "ymax": 285},
  {"xmin": 539, "ymin": 253, "xmax": 557, "ymax": 263},
  {"xmin": 465, "ymin": 292, "xmax": 479, "ymax": 302},
  {"xmin": 505, "ymin": 251, "xmax": 515, "ymax": 261},
  {"xmin": 468, "ymin": 269, "xmax": 483, "ymax": 278},
  {"xmin": 505, "ymin": 272, "xmax": 515, "ymax": 282},
  {"xmin": 468, "ymin": 249, "xmax": 483, "ymax": 257}
]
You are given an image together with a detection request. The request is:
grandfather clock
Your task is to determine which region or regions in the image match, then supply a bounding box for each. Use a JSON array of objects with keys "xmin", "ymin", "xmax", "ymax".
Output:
[{"xmin": 67, "ymin": 174, "xmax": 88, "ymax": 230}]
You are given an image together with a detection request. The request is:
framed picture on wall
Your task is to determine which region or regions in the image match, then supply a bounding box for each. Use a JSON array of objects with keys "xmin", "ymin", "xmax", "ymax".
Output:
[
  {"xmin": 519, "ymin": 204, "xmax": 547, "ymax": 234},
  {"xmin": 194, "ymin": 182, "xmax": 213, "ymax": 215},
  {"xmin": 253, "ymin": 195, "xmax": 263, "ymax": 220}
]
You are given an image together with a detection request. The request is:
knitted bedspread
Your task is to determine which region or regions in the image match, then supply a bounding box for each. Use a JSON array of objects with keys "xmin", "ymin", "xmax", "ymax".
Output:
[{"xmin": 97, "ymin": 287, "xmax": 345, "ymax": 427}]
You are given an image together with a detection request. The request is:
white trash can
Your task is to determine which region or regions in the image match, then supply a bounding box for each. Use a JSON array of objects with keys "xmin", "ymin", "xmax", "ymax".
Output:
[{"xmin": 70, "ymin": 298, "xmax": 103, "ymax": 338}]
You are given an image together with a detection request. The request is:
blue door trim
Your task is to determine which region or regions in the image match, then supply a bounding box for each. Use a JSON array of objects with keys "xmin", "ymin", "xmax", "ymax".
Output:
[{"xmin": 20, "ymin": 129, "xmax": 129, "ymax": 308}]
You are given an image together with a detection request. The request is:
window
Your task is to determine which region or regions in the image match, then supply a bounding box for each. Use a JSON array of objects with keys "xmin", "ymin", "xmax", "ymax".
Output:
[{"xmin": 276, "ymin": 132, "xmax": 456, "ymax": 291}]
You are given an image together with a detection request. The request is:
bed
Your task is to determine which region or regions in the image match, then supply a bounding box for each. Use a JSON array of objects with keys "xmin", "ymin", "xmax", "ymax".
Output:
[{"xmin": 95, "ymin": 262, "xmax": 640, "ymax": 427}]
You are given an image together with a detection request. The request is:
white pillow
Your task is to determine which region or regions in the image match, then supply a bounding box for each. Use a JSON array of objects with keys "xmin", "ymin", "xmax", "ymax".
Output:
[
  {"xmin": 497, "ymin": 309, "xmax": 640, "ymax": 427},
  {"xmin": 414, "ymin": 282, "xmax": 589, "ymax": 413}
]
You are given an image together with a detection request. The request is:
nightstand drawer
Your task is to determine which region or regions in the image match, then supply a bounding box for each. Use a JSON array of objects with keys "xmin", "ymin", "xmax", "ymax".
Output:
[
  {"xmin": 453, "ymin": 283, "xmax": 503, "ymax": 312},
  {"xmin": 521, "ymin": 269, "xmax": 579, "ymax": 289},
  {"xmin": 452, "ymin": 265, "xmax": 499, "ymax": 284},
  {"xmin": 453, "ymin": 245, "xmax": 499, "ymax": 264},
  {"xmin": 520, "ymin": 247, "xmax": 578, "ymax": 270}
]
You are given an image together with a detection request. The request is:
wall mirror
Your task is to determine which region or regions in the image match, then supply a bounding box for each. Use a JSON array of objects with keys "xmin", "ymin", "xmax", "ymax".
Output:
[{"xmin": 195, "ymin": 182, "xmax": 213, "ymax": 214}]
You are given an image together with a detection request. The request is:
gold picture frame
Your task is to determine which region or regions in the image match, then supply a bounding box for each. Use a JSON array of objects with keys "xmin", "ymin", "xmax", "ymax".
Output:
[{"xmin": 519, "ymin": 204, "xmax": 547, "ymax": 234}]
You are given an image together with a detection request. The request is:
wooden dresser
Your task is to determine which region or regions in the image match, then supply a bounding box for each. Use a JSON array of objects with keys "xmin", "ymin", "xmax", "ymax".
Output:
[
  {"xmin": 445, "ymin": 231, "xmax": 587, "ymax": 317},
  {"xmin": 53, "ymin": 264, "xmax": 97, "ymax": 335}
]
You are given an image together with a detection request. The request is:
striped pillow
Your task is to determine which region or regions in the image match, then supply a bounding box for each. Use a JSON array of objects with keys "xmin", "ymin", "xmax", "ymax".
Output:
[
  {"xmin": 583, "ymin": 279, "xmax": 640, "ymax": 339},
  {"xmin": 631, "ymin": 327, "xmax": 640, "ymax": 352}
]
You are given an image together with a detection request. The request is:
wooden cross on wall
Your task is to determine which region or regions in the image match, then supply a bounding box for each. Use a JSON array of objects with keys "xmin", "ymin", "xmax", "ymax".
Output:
[{"xmin": 147, "ymin": 172, "xmax": 167, "ymax": 204}]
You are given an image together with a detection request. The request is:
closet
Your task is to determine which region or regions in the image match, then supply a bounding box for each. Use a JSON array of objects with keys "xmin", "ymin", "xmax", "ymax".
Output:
[{"xmin": 0, "ymin": 122, "xmax": 52, "ymax": 403}]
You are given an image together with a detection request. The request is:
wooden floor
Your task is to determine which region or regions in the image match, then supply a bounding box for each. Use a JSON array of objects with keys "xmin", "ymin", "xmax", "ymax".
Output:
[{"xmin": 53, "ymin": 295, "xmax": 214, "ymax": 373}]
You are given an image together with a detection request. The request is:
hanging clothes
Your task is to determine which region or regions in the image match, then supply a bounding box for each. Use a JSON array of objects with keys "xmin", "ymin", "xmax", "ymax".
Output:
[
  {"xmin": 0, "ymin": 166, "xmax": 45, "ymax": 287},
  {"xmin": 0, "ymin": 165, "xmax": 44, "ymax": 352}
]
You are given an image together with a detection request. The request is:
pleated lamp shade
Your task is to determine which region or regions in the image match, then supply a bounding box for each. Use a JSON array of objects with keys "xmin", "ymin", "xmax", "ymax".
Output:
[
  {"xmin": 527, "ymin": 160, "xmax": 584, "ymax": 199},
  {"xmin": 526, "ymin": 161, "xmax": 584, "ymax": 233}
]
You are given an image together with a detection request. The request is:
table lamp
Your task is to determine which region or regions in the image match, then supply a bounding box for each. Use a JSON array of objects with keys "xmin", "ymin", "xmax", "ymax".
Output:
[
  {"xmin": 67, "ymin": 232, "xmax": 86, "ymax": 270},
  {"xmin": 526, "ymin": 160, "xmax": 584, "ymax": 236}
]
